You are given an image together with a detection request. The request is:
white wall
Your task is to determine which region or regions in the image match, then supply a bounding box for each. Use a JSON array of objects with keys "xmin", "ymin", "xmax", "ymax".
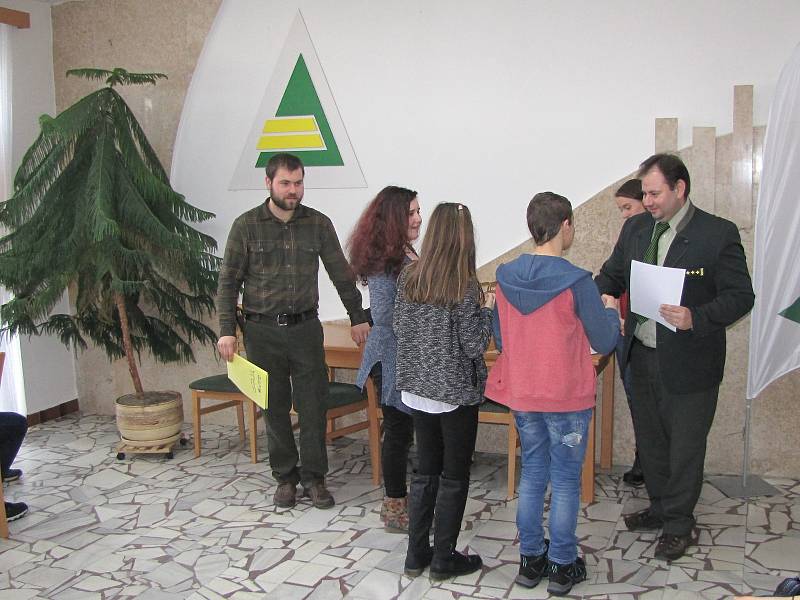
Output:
[
  {"xmin": 4, "ymin": 0, "xmax": 78, "ymax": 413},
  {"xmin": 172, "ymin": 0, "xmax": 800, "ymax": 321},
  {"xmin": 5, "ymin": 0, "xmax": 53, "ymax": 167}
]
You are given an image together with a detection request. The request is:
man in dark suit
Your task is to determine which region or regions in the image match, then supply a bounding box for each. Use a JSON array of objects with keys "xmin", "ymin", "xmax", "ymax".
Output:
[{"xmin": 596, "ymin": 154, "xmax": 754, "ymax": 561}]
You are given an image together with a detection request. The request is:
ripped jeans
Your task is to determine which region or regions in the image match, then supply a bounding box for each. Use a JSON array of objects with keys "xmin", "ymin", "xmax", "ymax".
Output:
[{"xmin": 513, "ymin": 408, "xmax": 593, "ymax": 564}]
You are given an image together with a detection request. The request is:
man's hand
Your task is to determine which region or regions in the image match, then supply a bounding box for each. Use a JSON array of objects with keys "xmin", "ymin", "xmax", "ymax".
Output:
[
  {"xmin": 351, "ymin": 322, "xmax": 370, "ymax": 346},
  {"xmin": 601, "ymin": 295, "xmax": 624, "ymax": 333},
  {"xmin": 217, "ymin": 336, "xmax": 238, "ymax": 362},
  {"xmin": 602, "ymin": 294, "xmax": 619, "ymax": 310},
  {"xmin": 659, "ymin": 304, "xmax": 693, "ymax": 330}
]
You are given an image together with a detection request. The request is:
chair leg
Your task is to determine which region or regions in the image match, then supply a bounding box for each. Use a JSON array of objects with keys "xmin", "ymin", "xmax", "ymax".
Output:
[
  {"xmin": 0, "ymin": 478, "xmax": 8, "ymax": 538},
  {"xmin": 507, "ymin": 418, "xmax": 518, "ymax": 500},
  {"xmin": 581, "ymin": 412, "xmax": 596, "ymax": 503},
  {"xmin": 600, "ymin": 353, "xmax": 615, "ymax": 470},
  {"xmin": 192, "ymin": 390, "xmax": 202, "ymax": 458},
  {"xmin": 236, "ymin": 402, "xmax": 246, "ymax": 442},
  {"xmin": 248, "ymin": 402, "xmax": 258, "ymax": 464}
]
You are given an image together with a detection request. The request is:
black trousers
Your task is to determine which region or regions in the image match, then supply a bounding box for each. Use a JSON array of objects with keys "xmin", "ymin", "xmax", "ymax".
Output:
[
  {"xmin": 0, "ymin": 412, "xmax": 27, "ymax": 475},
  {"xmin": 243, "ymin": 317, "xmax": 329, "ymax": 487},
  {"xmin": 629, "ymin": 341, "xmax": 719, "ymax": 535},
  {"xmin": 381, "ymin": 404, "xmax": 414, "ymax": 498},
  {"xmin": 412, "ymin": 404, "xmax": 478, "ymax": 481}
]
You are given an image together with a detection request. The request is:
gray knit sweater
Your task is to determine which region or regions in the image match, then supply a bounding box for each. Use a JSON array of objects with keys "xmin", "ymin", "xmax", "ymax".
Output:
[{"xmin": 393, "ymin": 270, "xmax": 493, "ymax": 406}]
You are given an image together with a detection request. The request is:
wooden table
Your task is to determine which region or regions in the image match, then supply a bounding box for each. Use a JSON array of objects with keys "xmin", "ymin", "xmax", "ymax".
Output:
[{"xmin": 322, "ymin": 321, "xmax": 615, "ymax": 503}]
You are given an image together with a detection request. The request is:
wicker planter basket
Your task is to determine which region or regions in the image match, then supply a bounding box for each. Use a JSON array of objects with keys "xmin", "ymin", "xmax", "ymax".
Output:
[{"xmin": 115, "ymin": 390, "xmax": 183, "ymax": 444}]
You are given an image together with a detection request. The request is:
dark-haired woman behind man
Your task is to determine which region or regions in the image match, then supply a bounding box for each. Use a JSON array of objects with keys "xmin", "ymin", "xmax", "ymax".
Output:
[
  {"xmin": 612, "ymin": 179, "xmax": 648, "ymax": 487},
  {"xmin": 348, "ymin": 186, "xmax": 422, "ymax": 532},
  {"xmin": 393, "ymin": 203, "xmax": 494, "ymax": 581}
]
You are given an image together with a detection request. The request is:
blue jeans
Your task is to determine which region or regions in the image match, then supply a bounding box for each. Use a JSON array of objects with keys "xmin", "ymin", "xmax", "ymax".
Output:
[
  {"xmin": 1, "ymin": 412, "xmax": 28, "ymax": 476},
  {"xmin": 514, "ymin": 408, "xmax": 593, "ymax": 565}
]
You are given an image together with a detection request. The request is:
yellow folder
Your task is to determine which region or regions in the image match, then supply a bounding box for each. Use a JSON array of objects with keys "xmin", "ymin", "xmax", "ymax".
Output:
[{"xmin": 226, "ymin": 354, "xmax": 268, "ymax": 409}]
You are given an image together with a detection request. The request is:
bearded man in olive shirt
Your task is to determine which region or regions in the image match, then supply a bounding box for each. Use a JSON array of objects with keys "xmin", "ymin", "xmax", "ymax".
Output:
[{"xmin": 217, "ymin": 153, "xmax": 370, "ymax": 509}]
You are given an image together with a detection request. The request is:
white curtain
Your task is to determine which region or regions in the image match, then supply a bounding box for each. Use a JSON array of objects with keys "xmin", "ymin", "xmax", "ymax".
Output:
[
  {"xmin": 747, "ymin": 42, "xmax": 800, "ymax": 400},
  {"xmin": 0, "ymin": 23, "xmax": 27, "ymax": 415}
]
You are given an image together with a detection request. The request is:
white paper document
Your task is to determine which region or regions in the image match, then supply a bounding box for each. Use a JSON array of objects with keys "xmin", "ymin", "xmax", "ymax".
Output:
[{"xmin": 629, "ymin": 260, "xmax": 686, "ymax": 332}]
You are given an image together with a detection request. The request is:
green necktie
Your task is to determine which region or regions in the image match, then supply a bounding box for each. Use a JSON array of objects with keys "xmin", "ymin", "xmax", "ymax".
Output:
[{"xmin": 634, "ymin": 221, "xmax": 670, "ymax": 324}]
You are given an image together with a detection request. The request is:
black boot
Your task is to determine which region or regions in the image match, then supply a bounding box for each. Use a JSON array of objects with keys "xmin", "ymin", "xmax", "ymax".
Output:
[
  {"xmin": 404, "ymin": 473, "xmax": 439, "ymax": 577},
  {"xmin": 623, "ymin": 452, "xmax": 645, "ymax": 487},
  {"xmin": 429, "ymin": 477, "xmax": 482, "ymax": 581}
]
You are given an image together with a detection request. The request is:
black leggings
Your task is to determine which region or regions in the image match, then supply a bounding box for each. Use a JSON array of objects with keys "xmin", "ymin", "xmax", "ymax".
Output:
[
  {"xmin": 382, "ymin": 405, "xmax": 414, "ymax": 497},
  {"xmin": 0, "ymin": 412, "xmax": 27, "ymax": 475},
  {"xmin": 412, "ymin": 404, "xmax": 478, "ymax": 482}
]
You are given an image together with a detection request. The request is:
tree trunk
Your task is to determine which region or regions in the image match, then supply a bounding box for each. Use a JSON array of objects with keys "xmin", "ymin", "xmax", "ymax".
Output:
[{"xmin": 115, "ymin": 291, "xmax": 144, "ymax": 396}]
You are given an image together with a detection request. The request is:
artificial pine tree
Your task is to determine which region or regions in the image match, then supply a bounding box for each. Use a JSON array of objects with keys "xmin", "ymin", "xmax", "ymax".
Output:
[{"xmin": 0, "ymin": 68, "xmax": 220, "ymax": 395}]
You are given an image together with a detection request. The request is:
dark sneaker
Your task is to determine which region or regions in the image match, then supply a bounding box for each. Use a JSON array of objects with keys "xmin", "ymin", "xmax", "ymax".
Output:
[
  {"xmin": 1, "ymin": 468, "xmax": 22, "ymax": 483},
  {"xmin": 303, "ymin": 481, "xmax": 335, "ymax": 509},
  {"xmin": 622, "ymin": 466, "xmax": 645, "ymax": 487},
  {"xmin": 654, "ymin": 532, "xmax": 695, "ymax": 561},
  {"xmin": 624, "ymin": 508, "xmax": 663, "ymax": 531},
  {"xmin": 5, "ymin": 501, "xmax": 28, "ymax": 522},
  {"xmin": 547, "ymin": 557, "xmax": 587, "ymax": 596},
  {"xmin": 515, "ymin": 538, "xmax": 549, "ymax": 588},
  {"xmin": 404, "ymin": 548, "xmax": 433, "ymax": 577},
  {"xmin": 274, "ymin": 482, "xmax": 297, "ymax": 508},
  {"xmin": 775, "ymin": 576, "xmax": 800, "ymax": 596},
  {"xmin": 429, "ymin": 550, "xmax": 482, "ymax": 581}
]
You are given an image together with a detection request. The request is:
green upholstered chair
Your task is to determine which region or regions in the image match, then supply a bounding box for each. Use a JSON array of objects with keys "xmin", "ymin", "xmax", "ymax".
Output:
[
  {"xmin": 190, "ymin": 308, "xmax": 260, "ymax": 461},
  {"xmin": 323, "ymin": 371, "xmax": 382, "ymax": 486},
  {"xmin": 190, "ymin": 373, "xmax": 259, "ymax": 462},
  {"xmin": 190, "ymin": 364, "xmax": 381, "ymax": 482}
]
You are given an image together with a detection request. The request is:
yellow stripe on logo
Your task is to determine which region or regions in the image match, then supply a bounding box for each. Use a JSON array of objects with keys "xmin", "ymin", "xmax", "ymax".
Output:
[
  {"xmin": 262, "ymin": 116, "xmax": 318, "ymax": 133},
  {"xmin": 256, "ymin": 133, "xmax": 326, "ymax": 151}
]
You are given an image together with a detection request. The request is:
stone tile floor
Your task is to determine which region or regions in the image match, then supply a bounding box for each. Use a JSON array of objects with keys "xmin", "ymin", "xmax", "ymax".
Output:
[{"xmin": 1, "ymin": 413, "xmax": 798, "ymax": 599}]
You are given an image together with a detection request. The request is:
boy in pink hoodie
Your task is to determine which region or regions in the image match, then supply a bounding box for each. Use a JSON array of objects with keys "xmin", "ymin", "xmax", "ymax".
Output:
[{"xmin": 485, "ymin": 192, "xmax": 619, "ymax": 596}]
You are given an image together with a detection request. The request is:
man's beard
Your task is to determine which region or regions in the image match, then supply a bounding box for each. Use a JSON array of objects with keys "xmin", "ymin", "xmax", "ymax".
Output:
[{"xmin": 271, "ymin": 193, "xmax": 302, "ymax": 211}]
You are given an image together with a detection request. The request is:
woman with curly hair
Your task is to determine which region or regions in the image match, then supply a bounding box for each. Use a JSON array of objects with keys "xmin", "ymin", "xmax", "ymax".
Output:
[{"xmin": 347, "ymin": 185, "xmax": 422, "ymax": 532}]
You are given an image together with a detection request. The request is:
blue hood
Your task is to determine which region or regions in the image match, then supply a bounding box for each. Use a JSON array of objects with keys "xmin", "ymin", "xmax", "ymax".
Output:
[{"xmin": 496, "ymin": 254, "xmax": 591, "ymax": 314}]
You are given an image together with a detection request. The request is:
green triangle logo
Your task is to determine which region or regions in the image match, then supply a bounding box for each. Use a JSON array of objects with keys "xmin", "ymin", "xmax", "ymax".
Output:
[
  {"xmin": 254, "ymin": 55, "xmax": 343, "ymax": 168},
  {"xmin": 779, "ymin": 295, "xmax": 800, "ymax": 324},
  {"xmin": 230, "ymin": 12, "xmax": 365, "ymax": 189}
]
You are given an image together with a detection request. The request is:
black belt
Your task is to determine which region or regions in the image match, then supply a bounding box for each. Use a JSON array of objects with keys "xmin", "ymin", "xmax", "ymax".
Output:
[
  {"xmin": 246, "ymin": 309, "xmax": 317, "ymax": 327},
  {"xmin": 631, "ymin": 337, "xmax": 656, "ymax": 351}
]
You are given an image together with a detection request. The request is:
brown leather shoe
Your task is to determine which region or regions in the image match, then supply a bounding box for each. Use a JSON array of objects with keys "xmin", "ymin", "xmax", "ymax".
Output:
[
  {"xmin": 624, "ymin": 508, "xmax": 663, "ymax": 531},
  {"xmin": 654, "ymin": 531, "xmax": 696, "ymax": 561},
  {"xmin": 303, "ymin": 481, "xmax": 335, "ymax": 509},
  {"xmin": 274, "ymin": 482, "xmax": 297, "ymax": 508}
]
